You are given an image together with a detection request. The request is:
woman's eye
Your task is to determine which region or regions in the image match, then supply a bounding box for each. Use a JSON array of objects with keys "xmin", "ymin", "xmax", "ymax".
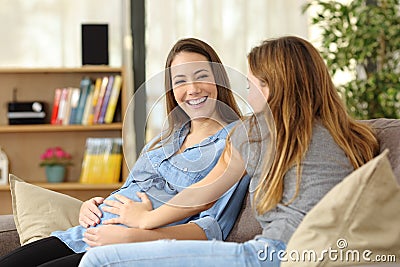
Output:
[
  {"xmin": 174, "ymin": 80, "xmax": 186, "ymax": 86},
  {"xmin": 196, "ymin": 74, "xmax": 208, "ymax": 80}
]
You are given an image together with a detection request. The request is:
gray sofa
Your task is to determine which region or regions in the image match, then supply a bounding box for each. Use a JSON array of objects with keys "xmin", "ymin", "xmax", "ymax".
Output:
[{"xmin": 1, "ymin": 118, "xmax": 399, "ymax": 260}]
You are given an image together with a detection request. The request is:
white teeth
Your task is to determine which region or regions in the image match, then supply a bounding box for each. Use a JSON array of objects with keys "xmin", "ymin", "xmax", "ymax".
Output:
[{"xmin": 187, "ymin": 97, "xmax": 207, "ymax": 105}]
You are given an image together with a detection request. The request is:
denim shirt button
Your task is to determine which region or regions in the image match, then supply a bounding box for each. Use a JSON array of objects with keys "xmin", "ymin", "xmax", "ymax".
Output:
[
  {"xmin": 153, "ymin": 163, "xmax": 158, "ymax": 168},
  {"xmin": 183, "ymin": 167, "xmax": 188, "ymax": 172}
]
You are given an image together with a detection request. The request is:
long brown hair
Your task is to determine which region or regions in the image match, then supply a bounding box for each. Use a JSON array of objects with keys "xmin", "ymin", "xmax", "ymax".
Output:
[{"xmin": 248, "ymin": 36, "xmax": 379, "ymax": 214}]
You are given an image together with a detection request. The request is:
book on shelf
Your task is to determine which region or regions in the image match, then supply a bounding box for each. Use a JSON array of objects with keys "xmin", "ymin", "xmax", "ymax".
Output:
[
  {"xmin": 50, "ymin": 88, "xmax": 62, "ymax": 125},
  {"xmin": 81, "ymin": 83, "xmax": 94, "ymax": 125},
  {"xmin": 80, "ymin": 137, "xmax": 123, "ymax": 184},
  {"xmin": 87, "ymin": 77, "xmax": 103, "ymax": 125},
  {"xmin": 92, "ymin": 76, "xmax": 109, "ymax": 124},
  {"xmin": 97, "ymin": 75, "xmax": 115, "ymax": 124},
  {"xmin": 104, "ymin": 75, "xmax": 122, "ymax": 124},
  {"xmin": 74, "ymin": 77, "xmax": 92, "ymax": 124},
  {"xmin": 68, "ymin": 87, "xmax": 81, "ymax": 124},
  {"xmin": 62, "ymin": 88, "xmax": 73, "ymax": 125},
  {"xmin": 56, "ymin": 88, "xmax": 69, "ymax": 125},
  {"xmin": 49, "ymin": 75, "xmax": 121, "ymax": 126}
]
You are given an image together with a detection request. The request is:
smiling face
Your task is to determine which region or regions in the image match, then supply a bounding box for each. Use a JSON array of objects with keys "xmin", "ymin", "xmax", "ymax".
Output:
[
  {"xmin": 170, "ymin": 52, "xmax": 219, "ymax": 121},
  {"xmin": 247, "ymin": 69, "xmax": 269, "ymax": 113}
]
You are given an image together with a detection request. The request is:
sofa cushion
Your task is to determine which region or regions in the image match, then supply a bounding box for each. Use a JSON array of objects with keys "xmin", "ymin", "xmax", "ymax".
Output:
[
  {"xmin": 226, "ymin": 192, "xmax": 261, "ymax": 242},
  {"xmin": 365, "ymin": 118, "xmax": 400, "ymax": 182},
  {"xmin": 0, "ymin": 215, "xmax": 20, "ymax": 257},
  {"xmin": 282, "ymin": 149, "xmax": 400, "ymax": 266},
  {"xmin": 9, "ymin": 174, "xmax": 82, "ymax": 245}
]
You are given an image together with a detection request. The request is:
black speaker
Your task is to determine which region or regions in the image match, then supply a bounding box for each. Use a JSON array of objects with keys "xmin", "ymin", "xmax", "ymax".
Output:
[{"xmin": 81, "ymin": 24, "xmax": 109, "ymax": 65}]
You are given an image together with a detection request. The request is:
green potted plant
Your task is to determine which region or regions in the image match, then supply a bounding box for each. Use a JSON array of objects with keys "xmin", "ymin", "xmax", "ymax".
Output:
[
  {"xmin": 40, "ymin": 147, "xmax": 72, "ymax": 183},
  {"xmin": 303, "ymin": 0, "xmax": 400, "ymax": 119}
]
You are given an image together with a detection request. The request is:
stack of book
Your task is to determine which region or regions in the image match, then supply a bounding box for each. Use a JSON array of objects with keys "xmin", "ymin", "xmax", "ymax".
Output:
[
  {"xmin": 80, "ymin": 137, "xmax": 123, "ymax": 184},
  {"xmin": 50, "ymin": 75, "xmax": 122, "ymax": 125}
]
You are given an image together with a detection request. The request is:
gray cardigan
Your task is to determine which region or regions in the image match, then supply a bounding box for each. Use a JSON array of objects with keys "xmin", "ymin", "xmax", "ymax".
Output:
[{"xmin": 255, "ymin": 123, "xmax": 354, "ymax": 243}]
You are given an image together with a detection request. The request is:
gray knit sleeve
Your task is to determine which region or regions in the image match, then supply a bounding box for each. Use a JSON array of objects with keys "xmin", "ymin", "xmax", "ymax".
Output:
[{"xmin": 230, "ymin": 107, "xmax": 276, "ymax": 192}]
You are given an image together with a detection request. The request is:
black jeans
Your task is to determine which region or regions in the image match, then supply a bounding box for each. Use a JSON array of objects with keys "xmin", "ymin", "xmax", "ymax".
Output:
[{"xmin": 0, "ymin": 236, "xmax": 84, "ymax": 267}]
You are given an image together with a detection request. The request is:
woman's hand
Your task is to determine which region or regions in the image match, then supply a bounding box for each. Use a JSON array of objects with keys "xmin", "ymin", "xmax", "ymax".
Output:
[
  {"xmin": 102, "ymin": 193, "xmax": 153, "ymax": 228},
  {"xmin": 83, "ymin": 225, "xmax": 131, "ymax": 247},
  {"xmin": 79, "ymin": 197, "xmax": 104, "ymax": 228}
]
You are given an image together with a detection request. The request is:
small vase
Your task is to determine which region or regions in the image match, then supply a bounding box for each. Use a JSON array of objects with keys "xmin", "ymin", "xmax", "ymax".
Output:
[{"xmin": 45, "ymin": 165, "xmax": 65, "ymax": 183}]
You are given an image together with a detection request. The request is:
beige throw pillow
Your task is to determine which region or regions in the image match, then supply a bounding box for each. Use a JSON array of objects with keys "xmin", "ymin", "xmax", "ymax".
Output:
[
  {"xmin": 282, "ymin": 149, "xmax": 400, "ymax": 267},
  {"xmin": 9, "ymin": 174, "xmax": 82, "ymax": 245}
]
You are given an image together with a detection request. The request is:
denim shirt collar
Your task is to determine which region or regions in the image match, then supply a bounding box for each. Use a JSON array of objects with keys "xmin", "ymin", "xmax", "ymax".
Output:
[
  {"xmin": 158, "ymin": 122, "xmax": 190, "ymax": 159},
  {"xmin": 158, "ymin": 120, "xmax": 236, "ymax": 158}
]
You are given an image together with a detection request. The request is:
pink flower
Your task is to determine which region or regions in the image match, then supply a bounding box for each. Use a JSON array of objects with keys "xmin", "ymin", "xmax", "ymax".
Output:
[{"xmin": 39, "ymin": 147, "xmax": 73, "ymax": 167}]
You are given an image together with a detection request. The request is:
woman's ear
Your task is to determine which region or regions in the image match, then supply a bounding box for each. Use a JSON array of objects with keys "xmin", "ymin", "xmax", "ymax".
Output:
[{"xmin": 260, "ymin": 83, "xmax": 269, "ymax": 101}]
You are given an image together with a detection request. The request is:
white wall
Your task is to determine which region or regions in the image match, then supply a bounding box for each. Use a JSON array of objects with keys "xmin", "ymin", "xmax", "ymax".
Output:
[{"xmin": 0, "ymin": 0, "xmax": 123, "ymax": 67}]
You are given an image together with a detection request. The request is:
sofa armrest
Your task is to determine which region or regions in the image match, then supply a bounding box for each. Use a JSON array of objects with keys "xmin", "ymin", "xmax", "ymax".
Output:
[{"xmin": 0, "ymin": 215, "xmax": 20, "ymax": 257}]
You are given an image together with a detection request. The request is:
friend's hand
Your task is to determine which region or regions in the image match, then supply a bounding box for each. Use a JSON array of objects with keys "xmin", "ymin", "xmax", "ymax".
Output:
[
  {"xmin": 83, "ymin": 225, "xmax": 131, "ymax": 247},
  {"xmin": 102, "ymin": 192, "xmax": 153, "ymax": 228},
  {"xmin": 79, "ymin": 197, "xmax": 104, "ymax": 228}
]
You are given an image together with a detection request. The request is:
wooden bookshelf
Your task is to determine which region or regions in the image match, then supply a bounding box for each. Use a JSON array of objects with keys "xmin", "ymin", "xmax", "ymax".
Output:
[
  {"xmin": 0, "ymin": 67, "xmax": 130, "ymax": 214},
  {"xmin": 0, "ymin": 182, "xmax": 123, "ymax": 191},
  {"xmin": 0, "ymin": 123, "xmax": 123, "ymax": 133}
]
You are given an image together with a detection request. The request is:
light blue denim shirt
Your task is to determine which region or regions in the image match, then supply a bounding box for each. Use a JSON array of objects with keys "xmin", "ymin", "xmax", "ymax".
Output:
[{"xmin": 52, "ymin": 121, "xmax": 250, "ymax": 253}]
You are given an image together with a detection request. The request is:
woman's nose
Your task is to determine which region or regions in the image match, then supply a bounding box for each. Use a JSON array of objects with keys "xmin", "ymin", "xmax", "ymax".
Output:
[{"xmin": 186, "ymin": 82, "xmax": 201, "ymax": 95}]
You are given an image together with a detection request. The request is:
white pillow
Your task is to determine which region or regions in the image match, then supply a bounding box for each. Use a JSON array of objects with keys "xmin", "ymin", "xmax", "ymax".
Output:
[
  {"xmin": 9, "ymin": 174, "xmax": 82, "ymax": 245},
  {"xmin": 282, "ymin": 149, "xmax": 400, "ymax": 266}
]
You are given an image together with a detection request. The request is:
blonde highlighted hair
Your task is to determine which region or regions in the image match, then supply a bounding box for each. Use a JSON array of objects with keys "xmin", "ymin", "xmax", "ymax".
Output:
[{"xmin": 248, "ymin": 36, "xmax": 379, "ymax": 214}]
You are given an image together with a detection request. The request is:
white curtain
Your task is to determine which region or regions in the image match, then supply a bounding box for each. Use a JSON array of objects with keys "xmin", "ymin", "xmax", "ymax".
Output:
[{"xmin": 145, "ymin": 0, "xmax": 309, "ymax": 140}]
